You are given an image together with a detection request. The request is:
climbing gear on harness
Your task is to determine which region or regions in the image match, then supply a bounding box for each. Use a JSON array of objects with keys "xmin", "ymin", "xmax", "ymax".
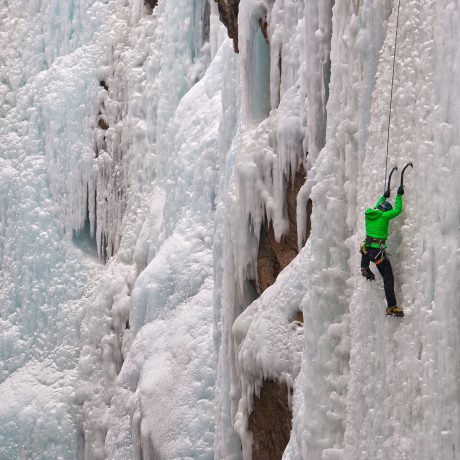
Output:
[
  {"xmin": 383, "ymin": 0, "xmax": 402, "ymax": 193},
  {"xmin": 378, "ymin": 201, "xmax": 393, "ymax": 211},
  {"xmin": 386, "ymin": 305, "xmax": 404, "ymax": 317},
  {"xmin": 362, "ymin": 237, "xmax": 387, "ymax": 265},
  {"xmin": 361, "ymin": 267, "xmax": 376, "ymax": 281},
  {"xmin": 365, "ymin": 236, "xmax": 386, "ymax": 247},
  {"xmin": 373, "ymin": 248, "xmax": 386, "ymax": 266}
]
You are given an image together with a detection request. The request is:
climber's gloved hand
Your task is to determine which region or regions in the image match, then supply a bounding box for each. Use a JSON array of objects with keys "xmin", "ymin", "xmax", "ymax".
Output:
[
  {"xmin": 397, "ymin": 186, "xmax": 404, "ymax": 195},
  {"xmin": 383, "ymin": 189, "xmax": 391, "ymax": 198},
  {"xmin": 361, "ymin": 267, "xmax": 375, "ymax": 281}
]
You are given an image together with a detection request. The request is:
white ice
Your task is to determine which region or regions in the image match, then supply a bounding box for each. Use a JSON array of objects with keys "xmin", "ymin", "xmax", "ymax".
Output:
[{"xmin": 1, "ymin": 0, "xmax": 460, "ymax": 459}]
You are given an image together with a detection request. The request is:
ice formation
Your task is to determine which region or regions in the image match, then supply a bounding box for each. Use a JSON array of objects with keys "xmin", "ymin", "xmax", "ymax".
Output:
[{"xmin": 1, "ymin": 0, "xmax": 460, "ymax": 459}]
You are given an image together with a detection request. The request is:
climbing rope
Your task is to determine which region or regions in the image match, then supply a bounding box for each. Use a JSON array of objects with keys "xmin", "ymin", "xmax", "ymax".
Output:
[{"xmin": 384, "ymin": 0, "xmax": 402, "ymax": 193}]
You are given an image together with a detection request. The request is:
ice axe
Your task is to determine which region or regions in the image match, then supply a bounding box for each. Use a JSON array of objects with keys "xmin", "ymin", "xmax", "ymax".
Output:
[
  {"xmin": 399, "ymin": 162, "xmax": 413, "ymax": 189},
  {"xmin": 385, "ymin": 166, "xmax": 398, "ymax": 195}
]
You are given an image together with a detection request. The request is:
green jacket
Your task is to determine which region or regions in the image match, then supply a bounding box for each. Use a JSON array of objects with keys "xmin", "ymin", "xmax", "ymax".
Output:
[{"xmin": 365, "ymin": 194, "xmax": 403, "ymax": 247}]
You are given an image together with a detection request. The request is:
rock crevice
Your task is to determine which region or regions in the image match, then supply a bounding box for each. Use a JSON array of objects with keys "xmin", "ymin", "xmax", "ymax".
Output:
[
  {"xmin": 256, "ymin": 168, "xmax": 312, "ymax": 294},
  {"xmin": 215, "ymin": 0, "xmax": 240, "ymax": 52},
  {"xmin": 248, "ymin": 380, "xmax": 292, "ymax": 460}
]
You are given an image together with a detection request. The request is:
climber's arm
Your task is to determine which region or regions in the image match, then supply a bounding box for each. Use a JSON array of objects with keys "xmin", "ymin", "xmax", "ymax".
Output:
[{"xmin": 384, "ymin": 194, "xmax": 403, "ymax": 220}]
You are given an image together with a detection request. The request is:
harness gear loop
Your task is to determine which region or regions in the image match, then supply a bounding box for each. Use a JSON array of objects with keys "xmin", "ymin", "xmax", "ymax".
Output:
[{"xmin": 374, "ymin": 250, "xmax": 386, "ymax": 266}]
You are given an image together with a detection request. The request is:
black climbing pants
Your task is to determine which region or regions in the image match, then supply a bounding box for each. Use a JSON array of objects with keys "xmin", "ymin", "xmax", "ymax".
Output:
[{"xmin": 361, "ymin": 247, "xmax": 397, "ymax": 308}]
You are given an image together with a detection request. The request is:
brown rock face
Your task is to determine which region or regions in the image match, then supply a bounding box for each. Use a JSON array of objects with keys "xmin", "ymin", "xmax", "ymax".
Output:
[
  {"xmin": 256, "ymin": 167, "xmax": 312, "ymax": 294},
  {"xmin": 249, "ymin": 170, "xmax": 310, "ymax": 459},
  {"xmin": 215, "ymin": 0, "xmax": 240, "ymax": 52},
  {"xmin": 294, "ymin": 310, "xmax": 303, "ymax": 324},
  {"xmin": 144, "ymin": 0, "xmax": 158, "ymax": 11},
  {"xmin": 249, "ymin": 380, "xmax": 292, "ymax": 460},
  {"xmin": 258, "ymin": 16, "xmax": 268, "ymax": 43}
]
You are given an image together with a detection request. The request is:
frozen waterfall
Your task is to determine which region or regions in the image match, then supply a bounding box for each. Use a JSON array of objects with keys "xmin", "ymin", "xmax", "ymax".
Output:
[{"xmin": 0, "ymin": 0, "xmax": 459, "ymax": 459}]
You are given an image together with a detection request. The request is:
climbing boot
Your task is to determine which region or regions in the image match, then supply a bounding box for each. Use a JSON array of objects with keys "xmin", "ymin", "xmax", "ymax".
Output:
[
  {"xmin": 361, "ymin": 267, "xmax": 375, "ymax": 281},
  {"xmin": 386, "ymin": 306, "xmax": 404, "ymax": 317}
]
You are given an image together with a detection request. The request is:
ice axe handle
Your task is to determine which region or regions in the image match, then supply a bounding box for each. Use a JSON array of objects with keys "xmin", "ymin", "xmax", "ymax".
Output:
[
  {"xmin": 400, "ymin": 162, "xmax": 413, "ymax": 187},
  {"xmin": 385, "ymin": 166, "xmax": 398, "ymax": 195}
]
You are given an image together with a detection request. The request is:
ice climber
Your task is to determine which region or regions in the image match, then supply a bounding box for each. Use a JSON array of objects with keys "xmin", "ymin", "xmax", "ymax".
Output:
[{"xmin": 360, "ymin": 185, "xmax": 404, "ymax": 317}]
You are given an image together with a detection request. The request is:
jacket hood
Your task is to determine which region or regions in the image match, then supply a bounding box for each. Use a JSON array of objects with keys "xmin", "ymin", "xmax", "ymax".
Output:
[{"xmin": 365, "ymin": 207, "xmax": 383, "ymax": 220}]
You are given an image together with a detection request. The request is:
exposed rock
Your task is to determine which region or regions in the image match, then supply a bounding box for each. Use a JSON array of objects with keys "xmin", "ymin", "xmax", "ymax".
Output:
[
  {"xmin": 256, "ymin": 167, "xmax": 312, "ymax": 294},
  {"xmin": 293, "ymin": 310, "xmax": 303, "ymax": 324},
  {"xmin": 215, "ymin": 0, "xmax": 240, "ymax": 52},
  {"xmin": 215, "ymin": 2, "xmax": 269, "ymax": 52},
  {"xmin": 202, "ymin": 1, "xmax": 211, "ymax": 43},
  {"xmin": 144, "ymin": 0, "xmax": 158, "ymax": 13},
  {"xmin": 258, "ymin": 16, "xmax": 268, "ymax": 43},
  {"xmin": 248, "ymin": 380, "xmax": 292, "ymax": 460},
  {"xmin": 98, "ymin": 117, "xmax": 109, "ymax": 131},
  {"xmin": 257, "ymin": 223, "xmax": 281, "ymax": 293}
]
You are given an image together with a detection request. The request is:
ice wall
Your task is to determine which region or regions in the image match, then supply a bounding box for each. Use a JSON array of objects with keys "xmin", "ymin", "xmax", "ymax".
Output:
[
  {"xmin": 77, "ymin": 0, "xmax": 218, "ymax": 457},
  {"xmin": 1, "ymin": 0, "xmax": 216, "ymax": 458},
  {"xmin": 346, "ymin": 0, "xmax": 460, "ymax": 458},
  {"xmin": 227, "ymin": 0, "xmax": 460, "ymax": 459},
  {"xmin": 213, "ymin": 0, "xmax": 328, "ymax": 457},
  {"xmin": 293, "ymin": 1, "xmax": 395, "ymax": 457},
  {"xmin": 104, "ymin": 24, "xmax": 221, "ymax": 460},
  {"xmin": 0, "ymin": 0, "xmax": 111, "ymax": 457},
  {"xmin": 1, "ymin": 0, "xmax": 460, "ymax": 459}
]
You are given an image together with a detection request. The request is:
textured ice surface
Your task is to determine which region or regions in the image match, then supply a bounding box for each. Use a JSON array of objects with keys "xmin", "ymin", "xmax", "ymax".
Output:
[
  {"xmin": 0, "ymin": 1, "xmax": 109, "ymax": 457},
  {"xmin": 229, "ymin": 0, "xmax": 460, "ymax": 459},
  {"xmin": 1, "ymin": 0, "xmax": 216, "ymax": 457},
  {"xmin": 1, "ymin": 0, "xmax": 460, "ymax": 459},
  {"xmin": 105, "ymin": 42, "xmax": 223, "ymax": 458}
]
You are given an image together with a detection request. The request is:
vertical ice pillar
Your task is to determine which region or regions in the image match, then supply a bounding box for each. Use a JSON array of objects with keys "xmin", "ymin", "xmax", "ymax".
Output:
[
  {"xmin": 155, "ymin": 0, "xmax": 211, "ymax": 180},
  {"xmin": 239, "ymin": 0, "xmax": 271, "ymax": 122},
  {"xmin": 302, "ymin": 0, "xmax": 333, "ymax": 164},
  {"xmin": 249, "ymin": 26, "xmax": 271, "ymax": 120},
  {"xmin": 295, "ymin": 1, "xmax": 360, "ymax": 458}
]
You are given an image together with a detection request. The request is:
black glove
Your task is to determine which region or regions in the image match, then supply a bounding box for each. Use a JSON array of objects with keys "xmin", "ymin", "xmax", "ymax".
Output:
[
  {"xmin": 383, "ymin": 189, "xmax": 390, "ymax": 198},
  {"xmin": 361, "ymin": 267, "xmax": 375, "ymax": 281},
  {"xmin": 397, "ymin": 186, "xmax": 404, "ymax": 195}
]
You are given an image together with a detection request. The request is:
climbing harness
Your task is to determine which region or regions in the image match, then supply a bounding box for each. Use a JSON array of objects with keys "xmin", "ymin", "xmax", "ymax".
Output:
[
  {"xmin": 360, "ymin": 237, "xmax": 386, "ymax": 259},
  {"xmin": 384, "ymin": 0, "xmax": 403, "ymax": 193},
  {"xmin": 365, "ymin": 236, "xmax": 386, "ymax": 247},
  {"xmin": 360, "ymin": 236, "xmax": 390, "ymax": 268}
]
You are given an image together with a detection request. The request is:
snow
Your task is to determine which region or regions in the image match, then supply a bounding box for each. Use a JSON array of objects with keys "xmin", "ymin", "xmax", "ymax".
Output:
[
  {"xmin": 1, "ymin": 0, "xmax": 460, "ymax": 458},
  {"xmin": 0, "ymin": 360, "xmax": 80, "ymax": 459}
]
